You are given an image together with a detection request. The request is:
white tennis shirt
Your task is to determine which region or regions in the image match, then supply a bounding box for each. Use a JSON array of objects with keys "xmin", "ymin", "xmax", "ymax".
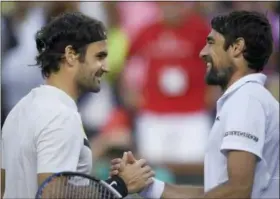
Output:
[
  {"xmin": 204, "ymin": 73, "xmax": 279, "ymax": 198},
  {"xmin": 1, "ymin": 85, "xmax": 92, "ymax": 198}
]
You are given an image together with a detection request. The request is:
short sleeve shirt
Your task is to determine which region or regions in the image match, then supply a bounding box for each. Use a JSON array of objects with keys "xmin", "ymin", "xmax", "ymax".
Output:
[
  {"xmin": 204, "ymin": 74, "xmax": 279, "ymax": 198},
  {"xmin": 2, "ymin": 85, "xmax": 92, "ymax": 198}
]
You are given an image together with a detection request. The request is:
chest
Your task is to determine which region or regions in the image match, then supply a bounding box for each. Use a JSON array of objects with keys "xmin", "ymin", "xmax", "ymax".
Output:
[
  {"xmin": 206, "ymin": 97, "xmax": 231, "ymax": 152},
  {"xmin": 141, "ymin": 26, "xmax": 201, "ymax": 60},
  {"xmin": 204, "ymin": 112, "xmax": 229, "ymax": 190},
  {"xmin": 205, "ymin": 109, "xmax": 229, "ymax": 168}
]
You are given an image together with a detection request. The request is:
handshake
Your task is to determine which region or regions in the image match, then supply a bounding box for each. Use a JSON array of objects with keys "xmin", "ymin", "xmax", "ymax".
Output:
[{"xmin": 108, "ymin": 151, "xmax": 156, "ymax": 195}]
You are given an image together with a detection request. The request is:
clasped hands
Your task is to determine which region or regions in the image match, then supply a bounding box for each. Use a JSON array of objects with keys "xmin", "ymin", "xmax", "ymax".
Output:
[{"xmin": 109, "ymin": 151, "xmax": 155, "ymax": 194}]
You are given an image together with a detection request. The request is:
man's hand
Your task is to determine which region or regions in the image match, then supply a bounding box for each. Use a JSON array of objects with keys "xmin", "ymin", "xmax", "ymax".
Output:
[
  {"xmin": 110, "ymin": 151, "xmax": 136, "ymax": 176},
  {"xmin": 112, "ymin": 152, "xmax": 155, "ymax": 194}
]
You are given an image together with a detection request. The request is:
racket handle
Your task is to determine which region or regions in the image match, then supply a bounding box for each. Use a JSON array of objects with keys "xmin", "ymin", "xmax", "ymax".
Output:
[{"xmin": 105, "ymin": 176, "xmax": 128, "ymax": 198}]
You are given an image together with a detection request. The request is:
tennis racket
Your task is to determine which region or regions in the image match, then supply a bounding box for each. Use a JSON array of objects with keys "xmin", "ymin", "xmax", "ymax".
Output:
[{"xmin": 35, "ymin": 171, "xmax": 128, "ymax": 199}]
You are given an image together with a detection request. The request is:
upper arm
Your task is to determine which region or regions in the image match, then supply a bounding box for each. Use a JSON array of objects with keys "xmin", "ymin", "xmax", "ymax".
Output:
[
  {"xmin": 227, "ymin": 150, "xmax": 257, "ymax": 191},
  {"xmin": 220, "ymin": 95, "xmax": 265, "ymax": 191},
  {"xmin": 221, "ymin": 95, "xmax": 266, "ymax": 160},
  {"xmin": 36, "ymin": 111, "xmax": 83, "ymax": 177},
  {"xmin": 162, "ymin": 184, "xmax": 204, "ymax": 199}
]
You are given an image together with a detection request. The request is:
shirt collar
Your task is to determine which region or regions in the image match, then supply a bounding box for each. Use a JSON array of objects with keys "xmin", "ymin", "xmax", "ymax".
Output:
[
  {"xmin": 217, "ymin": 73, "xmax": 267, "ymax": 108},
  {"xmin": 39, "ymin": 85, "xmax": 78, "ymax": 111}
]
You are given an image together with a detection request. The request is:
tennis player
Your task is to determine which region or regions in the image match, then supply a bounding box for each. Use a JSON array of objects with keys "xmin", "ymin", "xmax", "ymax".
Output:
[
  {"xmin": 110, "ymin": 10, "xmax": 279, "ymax": 198},
  {"xmin": 1, "ymin": 12, "xmax": 154, "ymax": 199}
]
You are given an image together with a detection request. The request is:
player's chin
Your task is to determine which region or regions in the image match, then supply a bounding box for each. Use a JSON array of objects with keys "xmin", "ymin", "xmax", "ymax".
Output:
[{"xmin": 89, "ymin": 79, "xmax": 101, "ymax": 93}]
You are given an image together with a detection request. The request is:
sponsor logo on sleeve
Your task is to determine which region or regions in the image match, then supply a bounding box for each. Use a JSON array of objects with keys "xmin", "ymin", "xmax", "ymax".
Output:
[{"xmin": 224, "ymin": 131, "xmax": 259, "ymax": 142}]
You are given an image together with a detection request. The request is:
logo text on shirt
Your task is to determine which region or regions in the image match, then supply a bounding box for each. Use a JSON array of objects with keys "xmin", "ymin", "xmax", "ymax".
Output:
[{"xmin": 224, "ymin": 131, "xmax": 259, "ymax": 142}]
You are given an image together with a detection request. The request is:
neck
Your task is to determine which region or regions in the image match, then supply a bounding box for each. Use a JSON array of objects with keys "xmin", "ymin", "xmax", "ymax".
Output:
[
  {"xmin": 222, "ymin": 68, "xmax": 257, "ymax": 92},
  {"xmin": 45, "ymin": 73, "xmax": 79, "ymax": 102}
]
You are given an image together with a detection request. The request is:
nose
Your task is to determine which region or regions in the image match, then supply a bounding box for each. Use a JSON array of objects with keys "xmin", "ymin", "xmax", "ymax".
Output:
[
  {"xmin": 101, "ymin": 63, "xmax": 109, "ymax": 73},
  {"xmin": 199, "ymin": 45, "xmax": 208, "ymax": 59}
]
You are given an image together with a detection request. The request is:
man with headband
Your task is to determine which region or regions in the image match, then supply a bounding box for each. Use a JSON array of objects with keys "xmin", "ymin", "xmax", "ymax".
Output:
[{"xmin": 1, "ymin": 12, "xmax": 154, "ymax": 198}]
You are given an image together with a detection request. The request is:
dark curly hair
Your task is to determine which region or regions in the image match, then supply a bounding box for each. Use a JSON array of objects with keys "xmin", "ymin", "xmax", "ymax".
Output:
[
  {"xmin": 35, "ymin": 12, "xmax": 107, "ymax": 78},
  {"xmin": 211, "ymin": 11, "xmax": 273, "ymax": 72}
]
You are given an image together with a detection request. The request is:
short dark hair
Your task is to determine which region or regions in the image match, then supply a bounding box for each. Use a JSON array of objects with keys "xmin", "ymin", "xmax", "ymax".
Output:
[
  {"xmin": 211, "ymin": 10, "xmax": 273, "ymax": 72},
  {"xmin": 35, "ymin": 12, "xmax": 107, "ymax": 77}
]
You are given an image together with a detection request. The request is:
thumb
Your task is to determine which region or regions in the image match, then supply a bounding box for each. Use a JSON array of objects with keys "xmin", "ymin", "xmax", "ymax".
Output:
[{"xmin": 127, "ymin": 151, "xmax": 137, "ymax": 164}]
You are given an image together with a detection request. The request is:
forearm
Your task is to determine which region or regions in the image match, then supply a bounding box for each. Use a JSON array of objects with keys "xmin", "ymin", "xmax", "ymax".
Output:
[
  {"xmin": 139, "ymin": 179, "xmax": 204, "ymax": 199},
  {"xmin": 198, "ymin": 182, "xmax": 251, "ymax": 199},
  {"xmin": 162, "ymin": 183, "xmax": 204, "ymax": 199}
]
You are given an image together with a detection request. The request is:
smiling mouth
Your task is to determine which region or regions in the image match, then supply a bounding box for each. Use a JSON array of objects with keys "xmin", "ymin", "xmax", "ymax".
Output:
[
  {"xmin": 94, "ymin": 71, "xmax": 104, "ymax": 84},
  {"xmin": 95, "ymin": 71, "xmax": 103, "ymax": 77}
]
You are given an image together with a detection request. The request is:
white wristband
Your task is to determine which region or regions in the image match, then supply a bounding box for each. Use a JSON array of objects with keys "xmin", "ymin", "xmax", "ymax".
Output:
[{"xmin": 139, "ymin": 178, "xmax": 165, "ymax": 199}]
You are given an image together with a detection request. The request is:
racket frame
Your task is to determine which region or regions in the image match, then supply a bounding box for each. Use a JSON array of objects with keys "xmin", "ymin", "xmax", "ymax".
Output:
[{"xmin": 35, "ymin": 171, "xmax": 122, "ymax": 199}]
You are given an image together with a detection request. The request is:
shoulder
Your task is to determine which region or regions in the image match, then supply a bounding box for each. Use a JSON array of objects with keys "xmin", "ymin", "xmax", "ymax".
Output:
[
  {"xmin": 222, "ymin": 83, "xmax": 279, "ymax": 127},
  {"xmin": 232, "ymin": 83, "xmax": 278, "ymax": 112},
  {"xmin": 31, "ymin": 94, "xmax": 82, "ymax": 137},
  {"xmin": 40, "ymin": 104, "xmax": 81, "ymax": 130},
  {"xmin": 35, "ymin": 107, "xmax": 83, "ymax": 144}
]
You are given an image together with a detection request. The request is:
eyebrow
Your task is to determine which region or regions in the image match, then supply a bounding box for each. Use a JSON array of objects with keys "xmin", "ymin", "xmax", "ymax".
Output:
[
  {"xmin": 96, "ymin": 51, "xmax": 108, "ymax": 57},
  {"xmin": 207, "ymin": 36, "xmax": 215, "ymax": 42}
]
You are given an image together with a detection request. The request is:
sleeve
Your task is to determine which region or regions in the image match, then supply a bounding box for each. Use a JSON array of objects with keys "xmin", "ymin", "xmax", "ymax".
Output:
[
  {"xmin": 220, "ymin": 95, "xmax": 266, "ymax": 160},
  {"xmin": 36, "ymin": 111, "xmax": 83, "ymax": 173}
]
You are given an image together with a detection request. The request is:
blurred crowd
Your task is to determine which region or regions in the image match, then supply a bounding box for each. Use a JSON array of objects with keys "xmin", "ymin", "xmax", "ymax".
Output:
[{"xmin": 1, "ymin": 1, "xmax": 279, "ymax": 186}]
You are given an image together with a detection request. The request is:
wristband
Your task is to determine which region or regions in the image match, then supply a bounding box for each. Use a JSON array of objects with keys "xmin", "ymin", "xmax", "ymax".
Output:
[
  {"xmin": 139, "ymin": 178, "xmax": 165, "ymax": 199},
  {"xmin": 105, "ymin": 176, "xmax": 128, "ymax": 198}
]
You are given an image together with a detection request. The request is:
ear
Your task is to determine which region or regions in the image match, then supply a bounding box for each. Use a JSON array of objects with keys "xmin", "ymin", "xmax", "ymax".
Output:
[
  {"xmin": 65, "ymin": 45, "xmax": 79, "ymax": 66},
  {"xmin": 231, "ymin": 37, "xmax": 246, "ymax": 58}
]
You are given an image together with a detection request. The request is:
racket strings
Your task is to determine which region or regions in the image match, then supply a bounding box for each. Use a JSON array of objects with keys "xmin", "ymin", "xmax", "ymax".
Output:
[{"xmin": 41, "ymin": 176, "xmax": 119, "ymax": 199}]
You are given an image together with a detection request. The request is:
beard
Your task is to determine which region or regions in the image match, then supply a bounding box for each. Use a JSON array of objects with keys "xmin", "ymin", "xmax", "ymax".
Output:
[
  {"xmin": 77, "ymin": 79, "xmax": 100, "ymax": 95},
  {"xmin": 76, "ymin": 71, "xmax": 102, "ymax": 95},
  {"xmin": 85, "ymin": 76, "xmax": 102, "ymax": 93},
  {"xmin": 205, "ymin": 57, "xmax": 236, "ymax": 90}
]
